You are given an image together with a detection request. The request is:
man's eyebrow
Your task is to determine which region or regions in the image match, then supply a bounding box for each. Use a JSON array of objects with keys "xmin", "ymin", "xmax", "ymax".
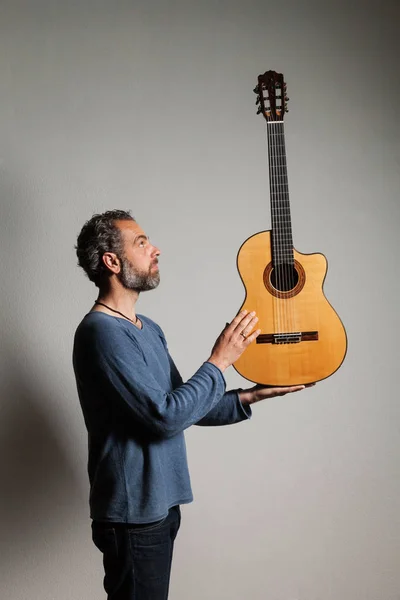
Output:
[{"xmin": 133, "ymin": 234, "xmax": 149, "ymax": 243}]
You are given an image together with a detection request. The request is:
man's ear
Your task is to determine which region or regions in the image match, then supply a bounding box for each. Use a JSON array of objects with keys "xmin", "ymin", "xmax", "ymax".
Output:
[{"xmin": 102, "ymin": 252, "xmax": 121, "ymax": 274}]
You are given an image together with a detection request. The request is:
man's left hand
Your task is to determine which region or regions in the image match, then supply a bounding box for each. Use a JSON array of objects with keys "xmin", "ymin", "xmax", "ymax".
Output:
[{"xmin": 239, "ymin": 382, "xmax": 315, "ymax": 406}]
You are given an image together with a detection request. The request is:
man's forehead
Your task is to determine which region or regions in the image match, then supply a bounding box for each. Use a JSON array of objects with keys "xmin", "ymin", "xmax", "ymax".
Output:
[{"xmin": 116, "ymin": 220, "xmax": 146, "ymax": 239}]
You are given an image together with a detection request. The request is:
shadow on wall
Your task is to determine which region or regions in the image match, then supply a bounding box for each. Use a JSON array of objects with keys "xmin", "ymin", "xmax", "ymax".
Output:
[
  {"xmin": 0, "ymin": 357, "xmax": 83, "ymax": 576},
  {"xmin": 0, "ymin": 171, "xmax": 85, "ymax": 582}
]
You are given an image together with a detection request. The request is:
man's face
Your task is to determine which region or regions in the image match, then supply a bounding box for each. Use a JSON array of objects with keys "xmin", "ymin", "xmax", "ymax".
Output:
[{"xmin": 115, "ymin": 220, "xmax": 160, "ymax": 292}]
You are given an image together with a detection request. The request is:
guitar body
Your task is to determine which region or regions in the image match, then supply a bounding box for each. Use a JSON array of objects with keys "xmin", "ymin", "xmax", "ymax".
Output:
[{"xmin": 233, "ymin": 230, "xmax": 347, "ymax": 385}]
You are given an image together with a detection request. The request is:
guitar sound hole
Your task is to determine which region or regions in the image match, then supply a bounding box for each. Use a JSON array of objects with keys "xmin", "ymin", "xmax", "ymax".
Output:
[{"xmin": 270, "ymin": 263, "xmax": 299, "ymax": 293}]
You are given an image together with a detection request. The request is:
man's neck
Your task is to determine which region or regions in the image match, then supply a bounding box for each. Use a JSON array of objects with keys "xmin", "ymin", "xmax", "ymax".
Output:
[{"xmin": 93, "ymin": 287, "xmax": 140, "ymax": 324}]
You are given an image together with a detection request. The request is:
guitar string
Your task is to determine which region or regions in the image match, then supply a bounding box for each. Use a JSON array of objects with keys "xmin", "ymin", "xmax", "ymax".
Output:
[
  {"xmin": 276, "ymin": 120, "xmax": 289, "ymax": 336},
  {"xmin": 266, "ymin": 121, "xmax": 276, "ymax": 337},
  {"xmin": 275, "ymin": 121, "xmax": 286, "ymax": 335},
  {"xmin": 276, "ymin": 120, "xmax": 285, "ymax": 335},
  {"xmin": 271, "ymin": 119, "xmax": 282, "ymax": 336},
  {"xmin": 267, "ymin": 118, "xmax": 280, "ymax": 337},
  {"xmin": 270, "ymin": 118, "xmax": 295, "ymax": 339},
  {"xmin": 279, "ymin": 119, "xmax": 296, "ymax": 336},
  {"xmin": 268, "ymin": 118, "xmax": 282, "ymax": 336},
  {"xmin": 282, "ymin": 118, "xmax": 298, "ymax": 337},
  {"xmin": 270, "ymin": 119, "xmax": 284, "ymax": 336}
]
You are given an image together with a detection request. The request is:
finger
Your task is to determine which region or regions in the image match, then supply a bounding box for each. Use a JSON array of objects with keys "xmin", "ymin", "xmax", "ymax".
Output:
[
  {"xmin": 244, "ymin": 328, "xmax": 261, "ymax": 344},
  {"xmin": 234, "ymin": 311, "xmax": 257, "ymax": 335},
  {"xmin": 268, "ymin": 385, "xmax": 305, "ymax": 395},
  {"xmin": 241, "ymin": 316, "xmax": 259, "ymax": 339},
  {"xmin": 277, "ymin": 386, "xmax": 305, "ymax": 392},
  {"xmin": 227, "ymin": 310, "xmax": 249, "ymax": 332}
]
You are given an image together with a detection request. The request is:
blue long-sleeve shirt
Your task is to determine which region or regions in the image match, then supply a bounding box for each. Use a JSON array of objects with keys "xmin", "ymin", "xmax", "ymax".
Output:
[{"xmin": 72, "ymin": 311, "xmax": 252, "ymax": 523}]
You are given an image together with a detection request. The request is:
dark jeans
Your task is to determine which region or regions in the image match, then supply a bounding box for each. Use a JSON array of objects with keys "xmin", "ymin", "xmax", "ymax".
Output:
[{"xmin": 92, "ymin": 505, "xmax": 181, "ymax": 600}]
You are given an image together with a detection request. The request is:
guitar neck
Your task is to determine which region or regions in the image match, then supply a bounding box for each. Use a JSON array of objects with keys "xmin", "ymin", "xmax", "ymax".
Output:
[{"xmin": 267, "ymin": 121, "xmax": 294, "ymax": 265}]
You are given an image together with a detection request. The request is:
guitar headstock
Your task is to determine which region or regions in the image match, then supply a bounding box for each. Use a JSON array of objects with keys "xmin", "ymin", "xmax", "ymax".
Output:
[{"xmin": 253, "ymin": 70, "xmax": 289, "ymax": 122}]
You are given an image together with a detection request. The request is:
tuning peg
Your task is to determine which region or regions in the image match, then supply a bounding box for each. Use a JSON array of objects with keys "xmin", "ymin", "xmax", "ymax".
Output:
[
  {"xmin": 285, "ymin": 96, "xmax": 289, "ymax": 101},
  {"xmin": 255, "ymin": 96, "xmax": 260, "ymax": 105},
  {"xmin": 285, "ymin": 107, "xmax": 289, "ymax": 112},
  {"xmin": 253, "ymin": 85, "xmax": 259, "ymax": 94},
  {"xmin": 256, "ymin": 106, "xmax": 263, "ymax": 114}
]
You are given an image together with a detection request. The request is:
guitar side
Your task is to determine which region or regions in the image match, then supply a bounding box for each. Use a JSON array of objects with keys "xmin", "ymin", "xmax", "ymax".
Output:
[{"xmin": 233, "ymin": 230, "xmax": 348, "ymax": 386}]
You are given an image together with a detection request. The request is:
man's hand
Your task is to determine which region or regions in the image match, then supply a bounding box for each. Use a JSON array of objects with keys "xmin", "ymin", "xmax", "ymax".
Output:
[
  {"xmin": 239, "ymin": 383, "xmax": 315, "ymax": 406},
  {"xmin": 207, "ymin": 310, "xmax": 261, "ymax": 372}
]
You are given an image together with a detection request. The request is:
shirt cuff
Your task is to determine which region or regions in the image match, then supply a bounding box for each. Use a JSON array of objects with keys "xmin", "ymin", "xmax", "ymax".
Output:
[
  {"xmin": 204, "ymin": 360, "xmax": 225, "ymax": 381},
  {"xmin": 236, "ymin": 389, "xmax": 252, "ymax": 420}
]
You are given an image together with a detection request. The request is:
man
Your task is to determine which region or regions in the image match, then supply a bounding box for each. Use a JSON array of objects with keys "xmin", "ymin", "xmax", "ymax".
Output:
[{"xmin": 73, "ymin": 209, "xmax": 308, "ymax": 600}]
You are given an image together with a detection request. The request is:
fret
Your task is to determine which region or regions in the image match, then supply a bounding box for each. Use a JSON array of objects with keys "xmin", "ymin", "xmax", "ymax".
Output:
[{"xmin": 273, "ymin": 257, "xmax": 295, "ymax": 262}]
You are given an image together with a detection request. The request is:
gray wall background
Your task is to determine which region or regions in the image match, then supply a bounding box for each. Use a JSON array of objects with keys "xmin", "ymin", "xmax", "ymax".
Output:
[{"xmin": 0, "ymin": 1, "xmax": 399, "ymax": 599}]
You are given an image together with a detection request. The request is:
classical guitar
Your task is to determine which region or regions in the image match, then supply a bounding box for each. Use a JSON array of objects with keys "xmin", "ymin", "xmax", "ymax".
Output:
[{"xmin": 233, "ymin": 70, "xmax": 347, "ymax": 386}]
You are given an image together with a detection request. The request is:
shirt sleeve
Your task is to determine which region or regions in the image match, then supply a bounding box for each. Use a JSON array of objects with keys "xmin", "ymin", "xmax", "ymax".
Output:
[
  {"xmin": 195, "ymin": 390, "xmax": 252, "ymax": 426},
  {"xmin": 82, "ymin": 319, "xmax": 228, "ymax": 439},
  {"xmin": 166, "ymin": 345, "xmax": 252, "ymax": 426}
]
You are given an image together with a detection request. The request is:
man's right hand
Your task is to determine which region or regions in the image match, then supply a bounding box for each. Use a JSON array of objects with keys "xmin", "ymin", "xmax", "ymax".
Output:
[{"xmin": 207, "ymin": 310, "xmax": 261, "ymax": 372}]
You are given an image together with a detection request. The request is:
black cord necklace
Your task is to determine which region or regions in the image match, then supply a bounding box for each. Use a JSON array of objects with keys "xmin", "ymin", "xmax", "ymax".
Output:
[{"xmin": 94, "ymin": 301, "xmax": 139, "ymax": 325}]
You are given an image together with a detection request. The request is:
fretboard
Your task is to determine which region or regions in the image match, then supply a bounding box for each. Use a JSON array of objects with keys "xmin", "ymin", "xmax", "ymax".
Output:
[{"xmin": 267, "ymin": 121, "xmax": 294, "ymax": 265}]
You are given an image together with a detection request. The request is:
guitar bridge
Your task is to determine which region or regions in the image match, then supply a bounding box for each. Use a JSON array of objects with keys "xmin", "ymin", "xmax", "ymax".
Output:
[{"xmin": 256, "ymin": 331, "xmax": 319, "ymax": 344}]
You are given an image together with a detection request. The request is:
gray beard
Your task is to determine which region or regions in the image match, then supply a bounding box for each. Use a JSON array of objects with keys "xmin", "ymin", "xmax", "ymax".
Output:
[{"xmin": 119, "ymin": 255, "xmax": 160, "ymax": 292}]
